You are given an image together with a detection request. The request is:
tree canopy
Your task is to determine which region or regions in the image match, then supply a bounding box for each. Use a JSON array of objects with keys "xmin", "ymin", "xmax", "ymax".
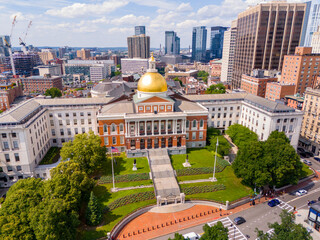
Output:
[
  {"xmin": 86, "ymin": 191, "xmax": 102, "ymax": 226},
  {"xmin": 256, "ymin": 210, "xmax": 312, "ymax": 240},
  {"xmin": 205, "ymin": 83, "xmax": 226, "ymax": 94},
  {"xmin": 208, "ymin": 135, "xmax": 231, "ymax": 157},
  {"xmin": 44, "ymin": 87, "xmax": 62, "ymax": 98},
  {"xmin": 231, "ymin": 127, "xmax": 303, "ymax": 188},
  {"xmin": 60, "ymin": 131, "xmax": 107, "ymax": 175},
  {"xmin": 201, "ymin": 221, "xmax": 229, "ymax": 240},
  {"xmin": 168, "ymin": 233, "xmax": 184, "ymax": 240}
]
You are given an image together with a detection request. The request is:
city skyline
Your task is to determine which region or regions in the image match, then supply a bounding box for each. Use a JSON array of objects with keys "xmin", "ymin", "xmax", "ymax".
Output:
[{"xmin": 0, "ymin": 0, "xmax": 305, "ymax": 48}]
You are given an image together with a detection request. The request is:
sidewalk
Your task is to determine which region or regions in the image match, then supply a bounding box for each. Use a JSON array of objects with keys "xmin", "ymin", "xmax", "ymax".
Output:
[
  {"xmin": 295, "ymin": 209, "xmax": 320, "ymax": 240},
  {"xmin": 116, "ymin": 197, "xmax": 270, "ymax": 240}
]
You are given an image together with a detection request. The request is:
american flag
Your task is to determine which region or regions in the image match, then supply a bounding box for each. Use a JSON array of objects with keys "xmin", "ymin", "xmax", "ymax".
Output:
[{"xmin": 111, "ymin": 146, "xmax": 119, "ymax": 153}]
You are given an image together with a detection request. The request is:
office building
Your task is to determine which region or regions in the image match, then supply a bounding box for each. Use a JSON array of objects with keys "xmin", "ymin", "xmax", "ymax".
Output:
[
  {"xmin": 38, "ymin": 49, "xmax": 57, "ymax": 65},
  {"xmin": 302, "ymin": 1, "xmax": 320, "ymax": 47},
  {"xmin": 192, "ymin": 26, "xmax": 207, "ymax": 62},
  {"xmin": 240, "ymin": 70, "xmax": 278, "ymax": 98},
  {"xmin": 265, "ymin": 82, "xmax": 295, "ymax": 101},
  {"xmin": 0, "ymin": 36, "xmax": 10, "ymax": 57},
  {"xmin": 311, "ymin": 26, "xmax": 320, "ymax": 54},
  {"xmin": 232, "ymin": 2, "xmax": 308, "ymax": 89},
  {"xmin": 121, "ymin": 58, "xmax": 149, "ymax": 74},
  {"xmin": 210, "ymin": 59, "xmax": 222, "ymax": 78},
  {"xmin": 5, "ymin": 52, "xmax": 42, "ymax": 76},
  {"xmin": 127, "ymin": 34, "xmax": 150, "ymax": 59},
  {"xmin": 76, "ymin": 48, "xmax": 91, "ymax": 60},
  {"xmin": 165, "ymin": 31, "xmax": 180, "ymax": 55},
  {"xmin": 135, "ymin": 26, "xmax": 146, "ymax": 35},
  {"xmin": 20, "ymin": 75, "xmax": 63, "ymax": 94},
  {"xmin": 36, "ymin": 64, "xmax": 62, "ymax": 77},
  {"xmin": 300, "ymin": 88, "xmax": 320, "ymax": 154},
  {"xmin": 284, "ymin": 94, "xmax": 304, "ymax": 110},
  {"xmin": 210, "ymin": 26, "xmax": 228, "ymax": 59},
  {"xmin": 221, "ymin": 20, "xmax": 237, "ymax": 84},
  {"xmin": 281, "ymin": 47, "xmax": 320, "ymax": 94},
  {"xmin": 0, "ymin": 79, "xmax": 23, "ymax": 111}
]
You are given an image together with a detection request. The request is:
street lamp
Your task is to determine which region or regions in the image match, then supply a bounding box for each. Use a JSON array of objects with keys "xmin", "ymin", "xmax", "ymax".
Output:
[{"xmin": 210, "ymin": 137, "xmax": 219, "ymax": 182}]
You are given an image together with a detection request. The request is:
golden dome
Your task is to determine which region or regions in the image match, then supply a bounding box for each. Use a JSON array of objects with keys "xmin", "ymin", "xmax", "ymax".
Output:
[{"xmin": 137, "ymin": 72, "xmax": 168, "ymax": 92}]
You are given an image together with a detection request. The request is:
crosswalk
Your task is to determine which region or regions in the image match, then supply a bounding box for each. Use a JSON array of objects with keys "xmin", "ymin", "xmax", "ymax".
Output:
[
  {"xmin": 208, "ymin": 217, "xmax": 247, "ymax": 240},
  {"xmin": 275, "ymin": 198, "xmax": 294, "ymax": 212}
]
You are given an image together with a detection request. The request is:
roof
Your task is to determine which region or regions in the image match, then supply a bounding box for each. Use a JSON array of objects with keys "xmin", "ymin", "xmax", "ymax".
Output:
[
  {"xmin": 100, "ymin": 100, "xmax": 135, "ymax": 115},
  {"xmin": 285, "ymin": 95, "xmax": 304, "ymax": 102},
  {"xmin": 174, "ymin": 100, "xmax": 206, "ymax": 113},
  {"xmin": 310, "ymin": 203, "xmax": 320, "ymax": 212}
]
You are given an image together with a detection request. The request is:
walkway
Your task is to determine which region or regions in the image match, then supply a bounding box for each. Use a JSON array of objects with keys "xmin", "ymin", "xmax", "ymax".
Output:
[{"xmin": 148, "ymin": 149, "xmax": 181, "ymax": 202}]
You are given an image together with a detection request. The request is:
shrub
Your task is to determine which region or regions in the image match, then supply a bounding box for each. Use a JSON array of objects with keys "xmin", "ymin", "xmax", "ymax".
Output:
[
  {"xmin": 98, "ymin": 173, "xmax": 149, "ymax": 184},
  {"xmin": 181, "ymin": 184, "xmax": 226, "ymax": 195},
  {"xmin": 176, "ymin": 164, "xmax": 229, "ymax": 177}
]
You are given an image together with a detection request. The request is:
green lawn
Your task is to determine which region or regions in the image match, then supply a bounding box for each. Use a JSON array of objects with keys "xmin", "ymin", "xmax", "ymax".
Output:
[
  {"xmin": 81, "ymin": 183, "xmax": 156, "ymax": 239},
  {"xmin": 170, "ymin": 148, "xmax": 228, "ymax": 170},
  {"xmin": 301, "ymin": 164, "xmax": 314, "ymax": 178},
  {"xmin": 100, "ymin": 153, "xmax": 150, "ymax": 176},
  {"xmin": 39, "ymin": 147, "xmax": 61, "ymax": 165},
  {"xmin": 181, "ymin": 166, "xmax": 253, "ymax": 203}
]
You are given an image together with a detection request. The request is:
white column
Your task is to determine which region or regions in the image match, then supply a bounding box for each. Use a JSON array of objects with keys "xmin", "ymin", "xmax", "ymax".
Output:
[
  {"xmin": 166, "ymin": 120, "xmax": 168, "ymax": 134},
  {"xmin": 152, "ymin": 120, "xmax": 154, "ymax": 135},
  {"xmin": 145, "ymin": 120, "xmax": 147, "ymax": 135},
  {"xmin": 135, "ymin": 121, "xmax": 138, "ymax": 136},
  {"xmin": 159, "ymin": 120, "xmax": 161, "ymax": 135},
  {"xmin": 138, "ymin": 121, "xmax": 140, "ymax": 136},
  {"xmin": 126, "ymin": 122, "xmax": 129, "ymax": 137}
]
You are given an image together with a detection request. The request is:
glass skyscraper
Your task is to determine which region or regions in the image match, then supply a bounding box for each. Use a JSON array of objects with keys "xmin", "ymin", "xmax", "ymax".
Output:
[
  {"xmin": 0, "ymin": 36, "xmax": 10, "ymax": 57},
  {"xmin": 165, "ymin": 31, "xmax": 180, "ymax": 55},
  {"xmin": 210, "ymin": 26, "xmax": 228, "ymax": 59},
  {"xmin": 192, "ymin": 26, "xmax": 207, "ymax": 62},
  {"xmin": 303, "ymin": 1, "xmax": 320, "ymax": 47}
]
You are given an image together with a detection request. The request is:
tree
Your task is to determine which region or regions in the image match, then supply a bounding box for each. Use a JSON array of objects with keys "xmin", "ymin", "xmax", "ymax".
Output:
[
  {"xmin": 111, "ymin": 71, "xmax": 121, "ymax": 77},
  {"xmin": 206, "ymin": 127, "xmax": 221, "ymax": 145},
  {"xmin": 168, "ymin": 233, "xmax": 184, "ymax": 240},
  {"xmin": 173, "ymin": 77, "xmax": 183, "ymax": 87},
  {"xmin": 208, "ymin": 135, "xmax": 231, "ymax": 156},
  {"xmin": 197, "ymin": 70, "xmax": 209, "ymax": 83},
  {"xmin": 226, "ymin": 124, "xmax": 258, "ymax": 149},
  {"xmin": 116, "ymin": 64, "xmax": 121, "ymax": 69},
  {"xmin": 86, "ymin": 192, "xmax": 102, "ymax": 226},
  {"xmin": 205, "ymin": 83, "xmax": 226, "ymax": 94},
  {"xmin": 256, "ymin": 210, "xmax": 312, "ymax": 240},
  {"xmin": 44, "ymin": 87, "xmax": 62, "ymax": 98},
  {"xmin": 60, "ymin": 131, "xmax": 107, "ymax": 175},
  {"xmin": 201, "ymin": 222, "xmax": 229, "ymax": 240},
  {"xmin": 0, "ymin": 178, "xmax": 44, "ymax": 240}
]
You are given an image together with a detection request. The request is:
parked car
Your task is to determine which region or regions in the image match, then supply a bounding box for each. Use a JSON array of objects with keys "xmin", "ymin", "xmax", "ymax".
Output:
[
  {"xmin": 296, "ymin": 189, "xmax": 308, "ymax": 196},
  {"xmin": 303, "ymin": 159, "xmax": 312, "ymax": 165},
  {"xmin": 314, "ymin": 157, "xmax": 320, "ymax": 162},
  {"xmin": 299, "ymin": 152, "xmax": 308, "ymax": 158},
  {"xmin": 308, "ymin": 200, "xmax": 317, "ymax": 206},
  {"xmin": 297, "ymin": 147, "xmax": 306, "ymax": 153},
  {"xmin": 234, "ymin": 216, "xmax": 246, "ymax": 225},
  {"xmin": 268, "ymin": 199, "xmax": 280, "ymax": 207},
  {"xmin": 183, "ymin": 232, "xmax": 201, "ymax": 240},
  {"xmin": 305, "ymin": 152, "xmax": 314, "ymax": 158}
]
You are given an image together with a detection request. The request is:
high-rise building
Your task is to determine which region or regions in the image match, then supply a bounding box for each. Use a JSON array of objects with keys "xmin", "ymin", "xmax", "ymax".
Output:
[
  {"xmin": 38, "ymin": 49, "xmax": 57, "ymax": 65},
  {"xmin": 76, "ymin": 48, "xmax": 91, "ymax": 60},
  {"xmin": 311, "ymin": 26, "xmax": 320, "ymax": 54},
  {"xmin": 127, "ymin": 33, "xmax": 150, "ymax": 59},
  {"xmin": 281, "ymin": 47, "xmax": 320, "ymax": 95},
  {"xmin": 302, "ymin": 1, "xmax": 320, "ymax": 47},
  {"xmin": 165, "ymin": 31, "xmax": 180, "ymax": 55},
  {"xmin": 192, "ymin": 26, "xmax": 207, "ymax": 62},
  {"xmin": 0, "ymin": 36, "xmax": 10, "ymax": 57},
  {"xmin": 135, "ymin": 26, "xmax": 146, "ymax": 35},
  {"xmin": 232, "ymin": 2, "xmax": 308, "ymax": 89},
  {"xmin": 210, "ymin": 26, "xmax": 228, "ymax": 59},
  {"xmin": 221, "ymin": 20, "xmax": 237, "ymax": 84}
]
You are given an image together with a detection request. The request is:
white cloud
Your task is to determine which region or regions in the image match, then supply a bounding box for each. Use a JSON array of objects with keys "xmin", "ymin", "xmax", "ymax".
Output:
[
  {"xmin": 45, "ymin": 0, "xmax": 129, "ymax": 18},
  {"xmin": 130, "ymin": 0, "xmax": 177, "ymax": 10},
  {"xmin": 108, "ymin": 27, "xmax": 131, "ymax": 34},
  {"xmin": 177, "ymin": 3, "xmax": 193, "ymax": 12},
  {"xmin": 111, "ymin": 14, "xmax": 150, "ymax": 26}
]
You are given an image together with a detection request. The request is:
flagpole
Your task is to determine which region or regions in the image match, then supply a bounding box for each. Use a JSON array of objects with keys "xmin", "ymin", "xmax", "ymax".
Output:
[
  {"xmin": 212, "ymin": 137, "xmax": 219, "ymax": 182},
  {"xmin": 111, "ymin": 147, "xmax": 116, "ymax": 191}
]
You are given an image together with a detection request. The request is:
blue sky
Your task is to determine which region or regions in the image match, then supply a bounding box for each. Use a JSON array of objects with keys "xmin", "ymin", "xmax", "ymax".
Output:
[{"xmin": 0, "ymin": 0, "xmax": 304, "ymax": 48}]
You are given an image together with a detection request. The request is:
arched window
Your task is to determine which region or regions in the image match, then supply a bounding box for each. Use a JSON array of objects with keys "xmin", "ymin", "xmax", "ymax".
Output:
[
  {"xmin": 119, "ymin": 124, "xmax": 124, "ymax": 132},
  {"xmin": 186, "ymin": 120, "xmax": 189, "ymax": 129},
  {"xmin": 111, "ymin": 124, "xmax": 116, "ymax": 133},
  {"xmin": 103, "ymin": 124, "xmax": 108, "ymax": 133},
  {"xmin": 200, "ymin": 119, "xmax": 204, "ymax": 128},
  {"xmin": 192, "ymin": 120, "xmax": 197, "ymax": 128}
]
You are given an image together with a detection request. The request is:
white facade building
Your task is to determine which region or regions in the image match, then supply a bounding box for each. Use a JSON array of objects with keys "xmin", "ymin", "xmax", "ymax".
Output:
[
  {"xmin": 311, "ymin": 26, "xmax": 320, "ymax": 54},
  {"xmin": 221, "ymin": 20, "xmax": 237, "ymax": 84}
]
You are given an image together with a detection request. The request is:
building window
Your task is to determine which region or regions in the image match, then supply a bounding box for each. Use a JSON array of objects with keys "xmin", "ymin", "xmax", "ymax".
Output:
[
  {"xmin": 192, "ymin": 120, "xmax": 197, "ymax": 128},
  {"xmin": 65, "ymin": 113, "xmax": 69, "ymax": 117},
  {"xmin": 14, "ymin": 153, "xmax": 20, "ymax": 162},
  {"xmin": 168, "ymin": 105, "xmax": 172, "ymax": 110},
  {"xmin": 111, "ymin": 124, "xmax": 116, "ymax": 133},
  {"xmin": 51, "ymin": 129, "xmax": 55, "ymax": 136},
  {"xmin": 74, "ymin": 119, "xmax": 77, "ymax": 125},
  {"xmin": 2, "ymin": 133, "xmax": 7, "ymax": 138},
  {"xmin": 58, "ymin": 113, "xmax": 62, "ymax": 117},
  {"xmin": 199, "ymin": 132, "xmax": 203, "ymax": 139},
  {"xmin": 81, "ymin": 119, "xmax": 85, "ymax": 124},
  {"xmin": 7, "ymin": 166, "xmax": 12, "ymax": 172},
  {"xmin": 120, "ymin": 136, "xmax": 124, "ymax": 144},
  {"xmin": 88, "ymin": 112, "xmax": 91, "ymax": 116},
  {"xmin": 192, "ymin": 132, "xmax": 196, "ymax": 140},
  {"xmin": 75, "ymin": 128, "xmax": 78, "ymax": 134},
  {"xmin": 59, "ymin": 120, "xmax": 63, "ymax": 126},
  {"xmin": 67, "ymin": 128, "xmax": 71, "ymax": 135},
  {"xmin": 66, "ymin": 119, "xmax": 70, "ymax": 125},
  {"xmin": 13, "ymin": 141, "xmax": 19, "ymax": 149},
  {"xmin": 139, "ymin": 106, "xmax": 143, "ymax": 111},
  {"xmin": 12, "ymin": 132, "xmax": 17, "ymax": 138},
  {"xmin": 3, "ymin": 142, "xmax": 9, "ymax": 150},
  {"xmin": 60, "ymin": 129, "xmax": 64, "ymax": 136},
  {"xmin": 5, "ymin": 154, "xmax": 10, "ymax": 162},
  {"xmin": 186, "ymin": 120, "xmax": 189, "ymax": 129},
  {"xmin": 146, "ymin": 106, "xmax": 150, "ymax": 111},
  {"xmin": 112, "ymin": 137, "xmax": 116, "ymax": 145},
  {"xmin": 200, "ymin": 119, "xmax": 204, "ymax": 128},
  {"xmin": 88, "ymin": 119, "xmax": 92, "ymax": 124},
  {"xmin": 104, "ymin": 137, "xmax": 109, "ymax": 145},
  {"xmin": 103, "ymin": 124, "xmax": 108, "ymax": 133},
  {"xmin": 186, "ymin": 133, "xmax": 189, "ymax": 140},
  {"xmin": 49, "ymin": 113, "xmax": 53, "ymax": 117},
  {"xmin": 80, "ymin": 112, "xmax": 84, "ymax": 117},
  {"xmin": 120, "ymin": 124, "xmax": 124, "ymax": 132}
]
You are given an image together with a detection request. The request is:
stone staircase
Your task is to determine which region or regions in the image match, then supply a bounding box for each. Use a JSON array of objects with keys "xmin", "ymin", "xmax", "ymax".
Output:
[{"xmin": 148, "ymin": 149, "xmax": 184, "ymax": 205}]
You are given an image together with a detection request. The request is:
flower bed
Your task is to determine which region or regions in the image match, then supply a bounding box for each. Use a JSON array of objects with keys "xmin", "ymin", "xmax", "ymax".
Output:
[
  {"xmin": 106, "ymin": 191, "xmax": 155, "ymax": 211},
  {"xmin": 176, "ymin": 166, "xmax": 226, "ymax": 176},
  {"xmin": 181, "ymin": 184, "xmax": 226, "ymax": 195},
  {"xmin": 98, "ymin": 173, "xmax": 149, "ymax": 184}
]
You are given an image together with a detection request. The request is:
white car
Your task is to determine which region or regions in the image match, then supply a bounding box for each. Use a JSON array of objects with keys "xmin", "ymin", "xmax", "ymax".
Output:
[
  {"xmin": 296, "ymin": 189, "xmax": 308, "ymax": 196},
  {"xmin": 183, "ymin": 232, "xmax": 201, "ymax": 240}
]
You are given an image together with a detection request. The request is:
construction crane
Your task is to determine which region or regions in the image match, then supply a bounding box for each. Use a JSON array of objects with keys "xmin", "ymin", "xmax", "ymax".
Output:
[
  {"xmin": 4, "ymin": 15, "xmax": 17, "ymax": 76},
  {"xmin": 19, "ymin": 20, "xmax": 32, "ymax": 54}
]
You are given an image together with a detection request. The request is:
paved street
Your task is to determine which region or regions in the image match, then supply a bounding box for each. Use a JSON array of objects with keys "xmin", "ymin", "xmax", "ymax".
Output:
[{"xmin": 153, "ymin": 180, "xmax": 320, "ymax": 240}]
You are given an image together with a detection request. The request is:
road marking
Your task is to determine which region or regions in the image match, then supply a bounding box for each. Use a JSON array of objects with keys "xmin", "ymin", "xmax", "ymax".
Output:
[
  {"xmin": 208, "ymin": 217, "xmax": 247, "ymax": 240},
  {"xmin": 275, "ymin": 198, "xmax": 293, "ymax": 212},
  {"xmin": 255, "ymin": 228, "xmax": 274, "ymax": 240},
  {"xmin": 287, "ymin": 187, "xmax": 320, "ymax": 204}
]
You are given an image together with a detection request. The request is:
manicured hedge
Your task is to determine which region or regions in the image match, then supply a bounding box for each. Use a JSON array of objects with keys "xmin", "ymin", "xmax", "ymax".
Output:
[
  {"xmin": 181, "ymin": 184, "xmax": 226, "ymax": 195},
  {"xmin": 98, "ymin": 173, "xmax": 149, "ymax": 184},
  {"xmin": 176, "ymin": 166, "xmax": 221, "ymax": 176},
  {"xmin": 107, "ymin": 191, "xmax": 155, "ymax": 211}
]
